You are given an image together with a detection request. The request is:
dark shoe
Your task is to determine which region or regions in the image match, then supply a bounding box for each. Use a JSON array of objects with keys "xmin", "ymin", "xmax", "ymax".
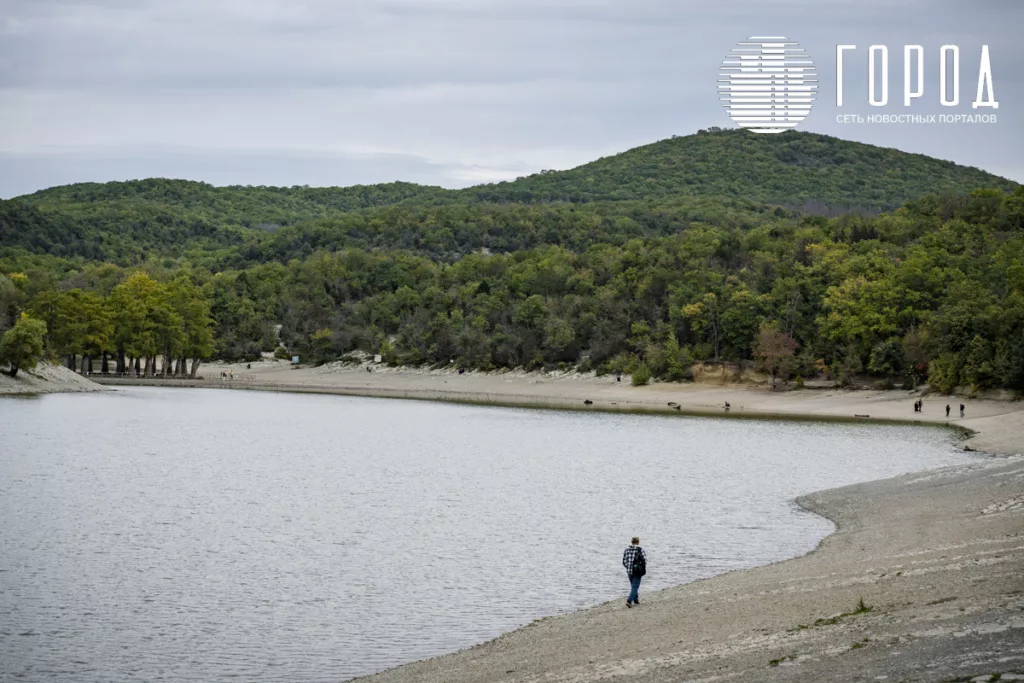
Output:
[{"xmin": 626, "ymin": 601, "xmax": 632, "ymax": 608}]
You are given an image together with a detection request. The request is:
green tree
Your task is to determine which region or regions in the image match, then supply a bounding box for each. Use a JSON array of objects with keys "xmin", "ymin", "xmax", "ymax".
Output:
[{"xmin": 0, "ymin": 313, "xmax": 47, "ymax": 378}]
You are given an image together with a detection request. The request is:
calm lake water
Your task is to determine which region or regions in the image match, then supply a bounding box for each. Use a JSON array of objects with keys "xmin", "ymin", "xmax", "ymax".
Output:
[{"xmin": 0, "ymin": 387, "xmax": 975, "ymax": 682}]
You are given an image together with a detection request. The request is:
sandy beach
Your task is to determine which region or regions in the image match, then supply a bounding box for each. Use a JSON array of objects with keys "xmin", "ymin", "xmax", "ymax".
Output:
[{"xmin": 90, "ymin": 362, "xmax": 1024, "ymax": 680}]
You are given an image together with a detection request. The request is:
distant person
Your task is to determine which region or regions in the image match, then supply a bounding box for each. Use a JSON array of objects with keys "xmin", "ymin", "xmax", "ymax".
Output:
[
  {"xmin": 724, "ymin": 401, "xmax": 731, "ymax": 411},
  {"xmin": 247, "ymin": 363, "xmax": 251, "ymax": 370},
  {"xmin": 946, "ymin": 404, "xmax": 951, "ymax": 418},
  {"xmin": 622, "ymin": 537, "xmax": 647, "ymax": 608},
  {"xmin": 960, "ymin": 404, "xmax": 965, "ymax": 418}
]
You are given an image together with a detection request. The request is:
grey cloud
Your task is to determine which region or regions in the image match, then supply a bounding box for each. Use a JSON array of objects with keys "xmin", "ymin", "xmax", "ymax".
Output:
[{"xmin": 0, "ymin": 0, "xmax": 1021, "ymax": 196}]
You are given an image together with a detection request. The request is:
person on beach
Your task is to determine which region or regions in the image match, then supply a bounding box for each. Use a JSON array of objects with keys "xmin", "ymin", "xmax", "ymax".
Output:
[
  {"xmin": 960, "ymin": 404, "xmax": 966, "ymax": 418},
  {"xmin": 622, "ymin": 537, "xmax": 647, "ymax": 608},
  {"xmin": 946, "ymin": 404, "xmax": 951, "ymax": 418}
]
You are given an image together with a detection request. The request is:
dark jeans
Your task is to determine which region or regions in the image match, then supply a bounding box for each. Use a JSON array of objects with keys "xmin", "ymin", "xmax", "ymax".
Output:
[{"xmin": 628, "ymin": 574, "xmax": 642, "ymax": 604}]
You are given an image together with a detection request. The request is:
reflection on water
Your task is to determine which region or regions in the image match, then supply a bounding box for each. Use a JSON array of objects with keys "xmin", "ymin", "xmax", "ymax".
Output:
[{"xmin": 0, "ymin": 388, "xmax": 972, "ymax": 681}]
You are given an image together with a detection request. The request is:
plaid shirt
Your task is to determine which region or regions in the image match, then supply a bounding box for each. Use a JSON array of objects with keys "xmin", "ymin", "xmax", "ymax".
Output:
[{"xmin": 622, "ymin": 545, "xmax": 647, "ymax": 575}]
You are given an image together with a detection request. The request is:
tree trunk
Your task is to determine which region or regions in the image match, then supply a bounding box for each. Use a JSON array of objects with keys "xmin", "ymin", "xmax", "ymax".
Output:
[
  {"xmin": 85, "ymin": 355, "xmax": 93, "ymax": 375},
  {"xmin": 134, "ymin": 357, "xmax": 141, "ymax": 376},
  {"xmin": 771, "ymin": 367, "xmax": 777, "ymax": 391},
  {"xmin": 7, "ymin": 362, "xmax": 18, "ymax": 378},
  {"xmin": 102, "ymin": 352, "xmax": 110, "ymax": 375},
  {"xmin": 68, "ymin": 354, "xmax": 77, "ymax": 372},
  {"xmin": 146, "ymin": 357, "xmax": 155, "ymax": 377},
  {"xmin": 190, "ymin": 357, "xmax": 201, "ymax": 379},
  {"xmin": 116, "ymin": 349, "xmax": 125, "ymax": 374}
]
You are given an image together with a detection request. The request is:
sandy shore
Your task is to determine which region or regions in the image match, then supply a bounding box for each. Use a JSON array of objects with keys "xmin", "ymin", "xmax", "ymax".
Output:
[
  {"xmin": 0, "ymin": 362, "xmax": 106, "ymax": 396},
  {"xmin": 97, "ymin": 359, "xmax": 1023, "ymax": 456},
  {"xmin": 91, "ymin": 362, "xmax": 1024, "ymax": 680},
  {"xmin": 352, "ymin": 457, "xmax": 1024, "ymax": 683}
]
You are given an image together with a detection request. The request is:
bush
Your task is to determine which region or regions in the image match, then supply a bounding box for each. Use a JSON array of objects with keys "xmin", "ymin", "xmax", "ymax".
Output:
[
  {"xmin": 274, "ymin": 346, "xmax": 290, "ymax": 360},
  {"xmin": 632, "ymin": 362, "xmax": 652, "ymax": 386},
  {"xmin": 929, "ymin": 353, "xmax": 962, "ymax": 394},
  {"xmin": 663, "ymin": 365, "xmax": 693, "ymax": 382},
  {"xmin": 607, "ymin": 351, "xmax": 639, "ymax": 375},
  {"xmin": 578, "ymin": 356, "xmax": 593, "ymax": 373},
  {"xmin": 241, "ymin": 342, "xmax": 262, "ymax": 362}
]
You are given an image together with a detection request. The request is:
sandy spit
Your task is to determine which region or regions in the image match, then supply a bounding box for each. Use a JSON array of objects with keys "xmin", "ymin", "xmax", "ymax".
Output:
[{"xmin": 0, "ymin": 362, "xmax": 107, "ymax": 396}]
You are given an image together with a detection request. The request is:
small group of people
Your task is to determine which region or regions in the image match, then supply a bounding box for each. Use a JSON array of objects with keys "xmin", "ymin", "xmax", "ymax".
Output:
[{"xmin": 915, "ymin": 398, "xmax": 966, "ymax": 418}]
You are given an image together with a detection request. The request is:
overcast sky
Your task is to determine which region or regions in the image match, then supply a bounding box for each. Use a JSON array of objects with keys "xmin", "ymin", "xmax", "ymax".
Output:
[{"xmin": 1, "ymin": 0, "xmax": 1021, "ymax": 198}]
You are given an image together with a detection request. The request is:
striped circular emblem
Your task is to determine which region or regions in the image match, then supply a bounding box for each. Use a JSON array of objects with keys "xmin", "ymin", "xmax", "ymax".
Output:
[{"xmin": 718, "ymin": 37, "xmax": 817, "ymax": 133}]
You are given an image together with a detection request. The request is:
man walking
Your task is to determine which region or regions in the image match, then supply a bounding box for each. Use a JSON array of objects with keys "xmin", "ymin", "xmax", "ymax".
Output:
[{"xmin": 622, "ymin": 537, "xmax": 647, "ymax": 608}]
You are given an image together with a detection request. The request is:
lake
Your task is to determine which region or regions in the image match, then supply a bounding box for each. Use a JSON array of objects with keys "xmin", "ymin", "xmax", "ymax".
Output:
[{"xmin": 0, "ymin": 387, "xmax": 975, "ymax": 681}]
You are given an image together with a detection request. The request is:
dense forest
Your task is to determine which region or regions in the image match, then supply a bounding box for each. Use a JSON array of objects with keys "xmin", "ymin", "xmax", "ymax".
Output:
[{"xmin": 1, "ymin": 130, "xmax": 1022, "ymax": 393}]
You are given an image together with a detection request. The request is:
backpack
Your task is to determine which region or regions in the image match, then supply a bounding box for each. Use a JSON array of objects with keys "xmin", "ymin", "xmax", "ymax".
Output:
[{"xmin": 630, "ymin": 547, "xmax": 646, "ymax": 577}]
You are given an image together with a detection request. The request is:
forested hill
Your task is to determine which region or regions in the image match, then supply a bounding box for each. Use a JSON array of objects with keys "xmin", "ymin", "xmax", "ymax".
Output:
[
  {"xmin": 3, "ymin": 129, "xmax": 1015, "ymax": 266},
  {"xmin": 18, "ymin": 129, "xmax": 1017, "ymax": 222},
  {"xmin": 2, "ymin": 128, "xmax": 1023, "ymax": 394},
  {"xmin": 459, "ymin": 129, "xmax": 1018, "ymax": 209},
  {"xmin": 18, "ymin": 180, "xmax": 448, "ymax": 230}
]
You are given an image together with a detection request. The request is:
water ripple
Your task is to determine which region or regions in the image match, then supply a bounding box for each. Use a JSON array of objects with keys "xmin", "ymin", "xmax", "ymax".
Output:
[{"xmin": 0, "ymin": 388, "xmax": 973, "ymax": 681}]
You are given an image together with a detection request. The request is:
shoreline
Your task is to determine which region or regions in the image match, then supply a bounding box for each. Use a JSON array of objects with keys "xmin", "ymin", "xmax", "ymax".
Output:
[
  {"xmin": 89, "ymin": 366, "xmax": 1024, "ymax": 679},
  {"xmin": 0, "ymin": 362, "xmax": 109, "ymax": 396},
  {"xmin": 349, "ymin": 455, "xmax": 1024, "ymax": 683},
  {"xmin": 91, "ymin": 359, "xmax": 1022, "ymax": 456},
  {"xmin": 13, "ymin": 362, "xmax": 1024, "ymax": 679}
]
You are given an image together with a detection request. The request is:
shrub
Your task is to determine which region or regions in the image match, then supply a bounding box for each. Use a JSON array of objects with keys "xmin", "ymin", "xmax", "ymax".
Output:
[
  {"xmin": 274, "ymin": 346, "xmax": 290, "ymax": 360},
  {"xmin": 632, "ymin": 362, "xmax": 652, "ymax": 386},
  {"xmin": 241, "ymin": 342, "xmax": 262, "ymax": 362},
  {"xmin": 928, "ymin": 353, "xmax": 961, "ymax": 394}
]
